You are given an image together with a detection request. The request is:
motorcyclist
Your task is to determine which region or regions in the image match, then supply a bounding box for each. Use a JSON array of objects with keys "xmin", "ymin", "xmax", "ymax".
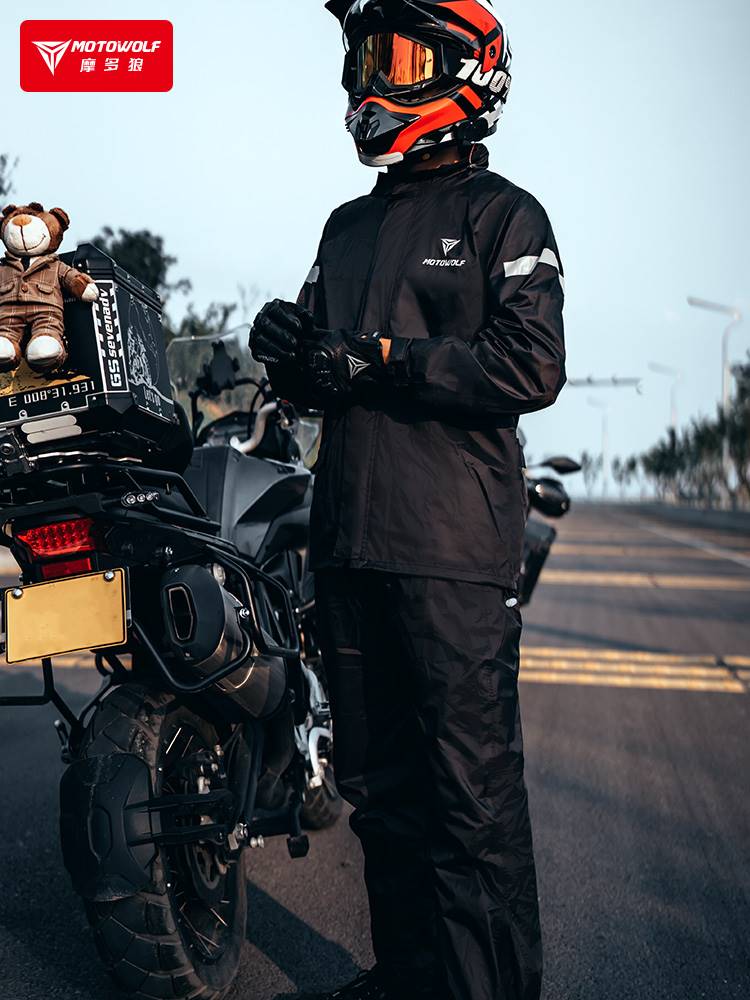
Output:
[{"xmin": 250, "ymin": 2, "xmax": 566, "ymax": 998}]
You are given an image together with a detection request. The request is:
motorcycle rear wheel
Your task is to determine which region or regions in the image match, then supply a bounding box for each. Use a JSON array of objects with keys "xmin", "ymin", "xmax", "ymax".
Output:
[{"xmin": 79, "ymin": 685, "xmax": 247, "ymax": 1000}]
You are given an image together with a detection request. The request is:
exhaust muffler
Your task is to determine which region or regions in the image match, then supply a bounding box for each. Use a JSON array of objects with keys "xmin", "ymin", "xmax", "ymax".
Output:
[{"xmin": 160, "ymin": 564, "xmax": 286, "ymax": 718}]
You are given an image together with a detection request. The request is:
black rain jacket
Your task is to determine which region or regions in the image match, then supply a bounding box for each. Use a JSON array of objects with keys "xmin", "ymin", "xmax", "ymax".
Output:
[{"xmin": 270, "ymin": 144, "xmax": 566, "ymax": 588}]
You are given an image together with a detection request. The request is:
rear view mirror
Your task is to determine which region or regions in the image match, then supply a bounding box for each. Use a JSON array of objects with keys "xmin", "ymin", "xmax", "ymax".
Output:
[
  {"xmin": 542, "ymin": 456, "xmax": 582, "ymax": 475},
  {"xmin": 195, "ymin": 341, "xmax": 241, "ymax": 397}
]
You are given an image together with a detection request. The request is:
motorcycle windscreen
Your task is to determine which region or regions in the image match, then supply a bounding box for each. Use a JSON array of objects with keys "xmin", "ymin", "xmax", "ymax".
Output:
[
  {"xmin": 4, "ymin": 569, "xmax": 127, "ymax": 663},
  {"xmin": 355, "ymin": 33, "xmax": 437, "ymax": 89}
]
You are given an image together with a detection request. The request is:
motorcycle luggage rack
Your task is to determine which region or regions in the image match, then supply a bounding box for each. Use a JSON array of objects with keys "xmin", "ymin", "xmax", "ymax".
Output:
[
  {"xmin": 0, "ymin": 656, "xmax": 81, "ymax": 727},
  {"xmin": 0, "ymin": 459, "xmax": 218, "ymax": 534},
  {"xmin": 132, "ymin": 619, "xmax": 256, "ymax": 696},
  {"xmin": 0, "ymin": 652, "xmax": 123, "ymax": 764}
]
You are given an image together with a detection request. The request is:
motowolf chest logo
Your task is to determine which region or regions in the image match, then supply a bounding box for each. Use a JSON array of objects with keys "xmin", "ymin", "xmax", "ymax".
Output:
[
  {"xmin": 20, "ymin": 20, "xmax": 173, "ymax": 92},
  {"xmin": 423, "ymin": 238, "xmax": 467, "ymax": 268}
]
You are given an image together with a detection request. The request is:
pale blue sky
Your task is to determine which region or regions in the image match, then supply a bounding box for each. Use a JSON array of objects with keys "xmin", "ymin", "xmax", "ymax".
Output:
[{"xmin": 2, "ymin": 1, "xmax": 749, "ymax": 482}]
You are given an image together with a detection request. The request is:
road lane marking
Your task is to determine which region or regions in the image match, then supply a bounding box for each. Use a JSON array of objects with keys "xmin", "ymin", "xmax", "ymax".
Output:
[
  {"xmin": 552, "ymin": 544, "xmax": 738, "ymax": 559},
  {"xmin": 540, "ymin": 570, "xmax": 750, "ymax": 590},
  {"xmin": 522, "ymin": 658, "xmax": 736, "ymax": 679},
  {"xmin": 4, "ymin": 649, "xmax": 747, "ymax": 698},
  {"xmin": 556, "ymin": 534, "xmax": 650, "ymax": 544},
  {"xmin": 726, "ymin": 655, "xmax": 750, "ymax": 667},
  {"xmin": 631, "ymin": 519, "xmax": 750, "ymax": 572},
  {"xmin": 520, "ymin": 647, "xmax": 748, "ymax": 693},
  {"xmin": 6, "ymin": 649, "xmax": 747, "ymax": 671},
  {"xmin": 520, "ymin": 671, "xmax": 744, "ymax": 693},
  {"xmin": 522, "ymin": 647, "xmax": 725, "ymax": 664}
]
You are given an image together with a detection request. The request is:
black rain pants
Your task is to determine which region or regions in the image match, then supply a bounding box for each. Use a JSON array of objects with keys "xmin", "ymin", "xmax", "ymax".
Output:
[{"xmin": 315, "ymin": 569, "xmax": 542, "ymax": 1000}]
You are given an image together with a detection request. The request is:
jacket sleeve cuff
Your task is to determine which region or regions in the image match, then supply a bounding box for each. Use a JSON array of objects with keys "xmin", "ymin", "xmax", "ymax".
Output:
[{"xmin": 386, "ymin": 337, "xmax": 412, "ymax": 385}]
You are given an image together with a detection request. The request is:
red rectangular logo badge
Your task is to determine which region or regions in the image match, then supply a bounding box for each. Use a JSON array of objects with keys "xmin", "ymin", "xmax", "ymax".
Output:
[{"xmin": 20, "ymin": 20, "xmax": 173, "ymax": 92}]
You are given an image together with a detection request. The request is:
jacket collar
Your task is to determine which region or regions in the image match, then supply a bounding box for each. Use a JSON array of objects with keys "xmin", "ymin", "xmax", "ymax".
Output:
[
  {"xmin": 25, "ymin": 254, "xmax": 57, "ymax": 276},
  {"xmin": 374, "ymin": 143, "xmax": 490, "ymax": 196},
  {"xmin": 2, "ymin": 253, "xmax": 57, "ymax": 275}
]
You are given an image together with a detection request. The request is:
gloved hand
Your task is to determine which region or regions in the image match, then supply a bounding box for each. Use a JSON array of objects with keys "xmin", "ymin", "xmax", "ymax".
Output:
[
  {"xmin": 249, "ymin": 299, "xmax": 314, "ymax": 367},
  {"xmin": 303, "ymin": 329, "xmax": 390, "ymax": 399},
  {"xmin": 250, "ymin": 299, "xmax": 392, "ymax": 401}
]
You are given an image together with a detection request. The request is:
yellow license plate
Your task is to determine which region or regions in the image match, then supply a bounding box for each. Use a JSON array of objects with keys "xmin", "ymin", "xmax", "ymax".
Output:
[{"xmin": 4, "ymin": 568, "xmax": 127, "ymax": 664}]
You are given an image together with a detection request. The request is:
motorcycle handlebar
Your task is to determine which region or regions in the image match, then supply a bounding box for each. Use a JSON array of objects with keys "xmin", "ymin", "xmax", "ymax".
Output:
[{"xmin": 231, "ymin": 401, "xmax": 279, "ymax": 455}]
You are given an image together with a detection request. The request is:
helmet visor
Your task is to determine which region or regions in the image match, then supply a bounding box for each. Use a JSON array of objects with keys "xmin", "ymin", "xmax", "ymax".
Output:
[{"xmin": 355, "ymin": 33, "xmax": 437, "ymax": 91}]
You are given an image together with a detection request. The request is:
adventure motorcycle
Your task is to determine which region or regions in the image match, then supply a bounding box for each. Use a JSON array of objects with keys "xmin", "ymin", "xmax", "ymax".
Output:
[
  {"xmin": 0, "ymin": 314, "xmax": 340, "ymax": 1000},
  {"xmin": 0, "ymin": 232, "xmax": 575, "ymax": 997}
]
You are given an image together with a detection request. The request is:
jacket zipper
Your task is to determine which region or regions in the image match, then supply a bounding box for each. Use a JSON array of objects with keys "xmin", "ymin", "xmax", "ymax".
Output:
[
  {"xmin": 358, "ymin": 193, "xmax": 418, "ymax": 560},
  {"xmin": 334, "ymin": 203, "xmax": 389, "ymax": 561}
]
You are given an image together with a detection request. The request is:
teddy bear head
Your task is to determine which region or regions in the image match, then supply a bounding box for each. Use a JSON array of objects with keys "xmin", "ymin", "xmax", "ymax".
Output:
[{"xmin": 0, "ymin": 203, "xmax": 71, "ymax": 258}]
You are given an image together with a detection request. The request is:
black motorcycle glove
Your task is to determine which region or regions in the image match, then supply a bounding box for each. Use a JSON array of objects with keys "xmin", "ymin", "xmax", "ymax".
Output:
[
  {"xmin": 303, "ymin": 329, "xmax": 391, "ymax": 399},
  {"xmin": 249, "ymin": 299, "xmax": 314, "ymax": 367},
  {"xmin": 250, "ymin": 300, "xmax": 393, "ymax": 401}
]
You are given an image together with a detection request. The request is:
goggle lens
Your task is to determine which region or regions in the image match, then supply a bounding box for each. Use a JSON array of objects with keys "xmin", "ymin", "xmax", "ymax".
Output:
[{"xmin": 356, "ymin": 33, "xmax": 437, "ymax": 90}]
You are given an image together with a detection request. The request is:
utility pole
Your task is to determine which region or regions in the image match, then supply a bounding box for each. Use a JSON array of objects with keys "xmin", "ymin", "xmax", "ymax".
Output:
[
  {"xmin": 687, "ymin": 296, "xmax": 743, "ymax": 486},
  {"xmin": 566, "ymin": 379, "xmax": 641, "ymax": 501},
  {"xmin": 587, "ymin": 397, "xmax": 610, "ymax": 500},
  {"xmin": 648, "ymin": 362, "xmax": 682, "ymax": 432}
]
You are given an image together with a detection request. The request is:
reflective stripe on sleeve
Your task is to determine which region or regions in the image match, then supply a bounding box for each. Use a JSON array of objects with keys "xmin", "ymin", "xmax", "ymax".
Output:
[
  {"xmin": 305, "ymin": 265, "xmax": 320, "ymax": 285},
  {"xmin": 504, "ymin": 248, "xmax": 564, "ymax": 291}
]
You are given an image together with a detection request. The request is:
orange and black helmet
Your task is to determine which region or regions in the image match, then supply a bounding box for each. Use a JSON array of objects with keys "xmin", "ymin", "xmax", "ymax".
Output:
[{"xmin": 326, "ymin": 0, "xmax": 512, "ymax": 166}]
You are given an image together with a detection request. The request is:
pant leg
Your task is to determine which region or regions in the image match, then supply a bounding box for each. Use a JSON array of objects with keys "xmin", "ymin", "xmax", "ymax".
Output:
[
  {"xmin": 391, "ymin": 576, "xmax": 542, "ymax": 1000},
  {"xmin": 315, "ymin": 569, "xmax": 447, "ymax": 998},
  {"xmin": 0, "ymin": 305, "xmax": 28, "ymax": 361},
  {"xmin": 28, "ymin": 306, "xmax": 65, "ymax": 347}
]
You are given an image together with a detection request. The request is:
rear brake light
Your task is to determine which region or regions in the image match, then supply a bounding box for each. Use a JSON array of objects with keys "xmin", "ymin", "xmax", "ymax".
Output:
[
  {"xmin": 41, "ymin": 557, "xmax": 94, "ymax": 580},
  {"xmin": 16, "ymin": 517, "xmax": 99, "ymax": 558}
]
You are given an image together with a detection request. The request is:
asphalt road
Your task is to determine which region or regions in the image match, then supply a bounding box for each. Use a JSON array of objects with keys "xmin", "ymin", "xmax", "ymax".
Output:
[{"xmin": 0, "ymin": 502, "xmax": 748, "ymax": 1000}]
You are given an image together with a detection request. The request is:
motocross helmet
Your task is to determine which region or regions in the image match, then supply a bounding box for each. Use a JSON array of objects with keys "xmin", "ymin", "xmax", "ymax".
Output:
[{"xmin": 326, "ymin": 0, "xmax": 512, "ymax": 167}]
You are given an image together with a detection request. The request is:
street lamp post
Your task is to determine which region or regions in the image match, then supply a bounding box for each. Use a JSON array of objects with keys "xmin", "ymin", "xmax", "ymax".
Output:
[
  {"xmin": 565, "ymin": 381, "xmax": 640, "ymax": 501},
  {"xmin": 687, "ymin": 296, "xmax": 743, "ymax": 482},
  {"xmin": 587, "ymin": 397, "xmax": 610, "ymax": 499},
  {"xmin": 648, "ymin": 362, "xmax": 683, "ymax": 432}
]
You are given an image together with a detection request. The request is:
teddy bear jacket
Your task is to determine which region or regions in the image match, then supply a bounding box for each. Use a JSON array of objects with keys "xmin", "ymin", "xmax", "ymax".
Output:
[{"xmin": 0, "ymin": 254, "xmax": 86, "ymax": 309}]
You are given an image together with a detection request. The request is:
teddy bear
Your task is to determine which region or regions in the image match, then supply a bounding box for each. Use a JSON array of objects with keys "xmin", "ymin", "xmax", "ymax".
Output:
[{"xmin": 0, "ymin": 202, "xmax": 99, "ymax": 374}]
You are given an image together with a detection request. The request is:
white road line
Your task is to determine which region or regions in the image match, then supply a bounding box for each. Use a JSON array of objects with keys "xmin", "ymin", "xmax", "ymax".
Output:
[{"xmin": 631, "ymin": 518, "xmax": 750, "ymax": 572}]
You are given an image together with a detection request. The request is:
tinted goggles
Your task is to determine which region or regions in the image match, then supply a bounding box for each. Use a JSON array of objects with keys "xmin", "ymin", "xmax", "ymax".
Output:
[{"xmin": 354, "ymin": 32, "xmax": 438, "ymax": 91}]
